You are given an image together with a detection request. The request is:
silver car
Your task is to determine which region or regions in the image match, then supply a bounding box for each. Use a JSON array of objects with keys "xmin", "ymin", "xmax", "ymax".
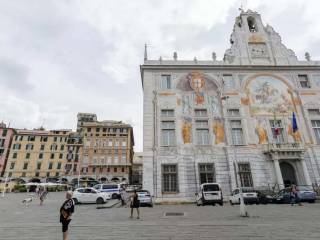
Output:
[{"xmin": 137, "ymin": 190, "xmax": 153, "ymax": 207}]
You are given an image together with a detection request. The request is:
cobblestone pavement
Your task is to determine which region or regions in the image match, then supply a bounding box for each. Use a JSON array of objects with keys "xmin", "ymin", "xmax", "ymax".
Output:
[{"xmin": 0, "ymin": 192, "xmax": 320, "ymax": 240}]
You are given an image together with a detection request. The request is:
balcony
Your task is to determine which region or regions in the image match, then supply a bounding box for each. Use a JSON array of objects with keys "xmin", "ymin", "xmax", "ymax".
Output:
[{"xmin": 262, "ymin": 143, "xmax": 305, "ymax": 159}]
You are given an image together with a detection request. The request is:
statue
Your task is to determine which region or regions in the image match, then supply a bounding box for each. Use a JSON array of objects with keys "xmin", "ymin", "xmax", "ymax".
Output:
[
  {"xmin": 255, "ymin": 122, "xmax": 268, "ymax": 144},
  {"xmin": 213, "ymin": 119, "xmax": 225, "ymax": 144},
  {"xmin": 182, "ymin": 119, "xmax": 192, "ymax": 144}
]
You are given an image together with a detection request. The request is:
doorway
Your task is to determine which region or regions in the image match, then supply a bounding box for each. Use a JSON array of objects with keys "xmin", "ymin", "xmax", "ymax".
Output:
[{"xmin": 280, "ymin": 162, "xmax": 297, "ymax": 187}]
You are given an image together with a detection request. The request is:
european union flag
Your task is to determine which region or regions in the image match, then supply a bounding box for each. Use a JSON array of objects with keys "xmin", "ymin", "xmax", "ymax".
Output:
[{"xmin": 292, "ymin": 112, "xmax": 298, "ymax": 133}]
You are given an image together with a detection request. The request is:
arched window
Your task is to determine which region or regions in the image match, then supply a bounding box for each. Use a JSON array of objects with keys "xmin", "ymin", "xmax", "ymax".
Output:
[{"xmin": 247, "ymin": 17, "xmax": 258, "ymax": 32}]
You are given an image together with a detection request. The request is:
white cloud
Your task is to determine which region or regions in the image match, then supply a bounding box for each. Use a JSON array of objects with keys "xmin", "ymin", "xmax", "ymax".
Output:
[{"xmin": 1, "ymin": 0, "xmax": 320, "ymax": 151}]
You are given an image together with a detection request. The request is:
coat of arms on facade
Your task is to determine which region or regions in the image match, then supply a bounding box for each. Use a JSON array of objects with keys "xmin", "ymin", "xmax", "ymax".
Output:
[{"xmin": 188, "ymin": 72, "xmax": 205, "ymax": 105}]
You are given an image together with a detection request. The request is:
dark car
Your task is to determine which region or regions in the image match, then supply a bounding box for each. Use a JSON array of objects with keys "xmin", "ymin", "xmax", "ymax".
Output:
[
  {"xmin": 273, "ymin": 186, "xmax": 316, "ymax": 204},
  {"xmin": 255, "ymin": 190, "xmax": 274, "ymax": 204}
]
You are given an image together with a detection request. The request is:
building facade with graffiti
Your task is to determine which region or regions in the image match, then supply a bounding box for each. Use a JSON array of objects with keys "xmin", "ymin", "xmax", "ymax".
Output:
[{"xmin": 141, "ymin": 10, "xmax": 320, "ymax": 202}]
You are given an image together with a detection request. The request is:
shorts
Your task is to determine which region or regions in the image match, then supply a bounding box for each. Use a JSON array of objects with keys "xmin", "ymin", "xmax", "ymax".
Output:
[{"xmin": 61, "ymin": 219, "xmax": 71, "ymax": 232}]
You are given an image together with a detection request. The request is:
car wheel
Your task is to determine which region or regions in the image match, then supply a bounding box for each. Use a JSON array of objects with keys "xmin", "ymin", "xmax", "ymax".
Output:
[
  {"xmin": 96, "ymin": 197, "xmax": 104, "ymax": 204},
  {"xmin": 229, "ymin": 200, "xmax": 234, "ymax": 206},
  {"xmin": 149, "ymin": 204, "xmax": 153, "ymax": 208},
  {"xmin": 219, "ymin": 201, "xmax": 223, "ymax": 206},
  {"xmin": 72, "ymin": 198, "xmax": 79, "ymax": 205},
  {"xmin": 112, "ymin": 193, "xmax": 118, "ymax": 199}
]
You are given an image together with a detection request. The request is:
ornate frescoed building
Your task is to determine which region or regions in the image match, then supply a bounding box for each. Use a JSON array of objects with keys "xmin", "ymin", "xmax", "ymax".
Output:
[{"xmin": 141, "ymin": 10, "xmax": 320, "ymax": 202}]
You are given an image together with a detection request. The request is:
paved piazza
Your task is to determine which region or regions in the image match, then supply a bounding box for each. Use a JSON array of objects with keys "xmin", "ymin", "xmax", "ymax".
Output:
[{"xmin": 0, "ymin": 192, "xmax": 320, "ymax": 240}]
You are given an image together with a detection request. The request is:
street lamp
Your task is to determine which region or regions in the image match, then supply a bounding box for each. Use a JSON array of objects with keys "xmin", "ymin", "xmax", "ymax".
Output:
[{"xmin": 220, "ymin": 91, "xmax": 248, "ymax": 217}]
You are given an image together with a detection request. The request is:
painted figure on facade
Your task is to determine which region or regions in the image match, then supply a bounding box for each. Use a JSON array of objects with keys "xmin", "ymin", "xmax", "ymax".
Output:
[
  {"xmin": 208, "ymin": 95, "xmax": 221, "ymax": 117},
  {"xmin": 255, "ymin": 120, "xmax": 268, "ymax": 144},
  {"xmin": 288, "ymin": 123, "xmax": 302, "ymax": 142},
  {"xmin": 247, "ymin": 76, "xmax": 294, "ymax": 115},
  {"xmin": 189, "ymin": 72, "xmax": 205, "ymax": 105},
  {"xmin": 212, "ymin": 119, "xmax": 225, "ymax": 144},
  {"xmin": 182, "ymin": 117, "xmax": 192, "ymax": 144}
]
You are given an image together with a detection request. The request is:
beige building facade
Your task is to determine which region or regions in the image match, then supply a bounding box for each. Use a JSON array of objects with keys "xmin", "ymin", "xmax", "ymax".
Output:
[
  {"xmin": 81, "ymin": 120, "xmax": 134, "ymax": 182},
  {"xmin": 4, "ymin": 129, "xmax": 71, "ymax": 180}
]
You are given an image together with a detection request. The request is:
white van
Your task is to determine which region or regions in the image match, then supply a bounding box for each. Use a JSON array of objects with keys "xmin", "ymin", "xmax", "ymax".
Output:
[
  {"xmin": 196, "ymin": 183, "xmax": 223, "ymax": 206},
  {"xmin": 229, "ymin": 187, "xmax": 258, "ymax": 205},
  {"xmin": 93, "ymin": 183, "xmax": 124, "ymax": 199}
]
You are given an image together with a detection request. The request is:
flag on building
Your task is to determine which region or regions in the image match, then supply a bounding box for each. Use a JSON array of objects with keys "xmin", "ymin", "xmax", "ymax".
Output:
[{"xmin": 292, "ymin": 112, "xmax": 298, "ymax": 133}]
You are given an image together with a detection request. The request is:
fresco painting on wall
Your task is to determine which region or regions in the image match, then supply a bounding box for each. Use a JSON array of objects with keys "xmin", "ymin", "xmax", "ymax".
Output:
[
  {"xmin": 182, "ymin": 117, "xmax": 192, "ymax": 144},
  {"xmin": 208, "ymin": 95, "xmax": 221, "ymax": 117},
  {"xmin": 255, "ymin": 118, "xmax": 268, "ymax": 144},
  {"xmin": 247, "ymin": 76, "xmax": 294, "ymax": 115},
  {"xmin": 189, "ymin": 72, "xmax": 205, "ymax": 105},
  {"xmin": 287, "ymin": 121, "xmax": 302, "ymax": 142},
  {"xmin": 212, "ymin": 118, "xmax": 225, "ymax": 144}
]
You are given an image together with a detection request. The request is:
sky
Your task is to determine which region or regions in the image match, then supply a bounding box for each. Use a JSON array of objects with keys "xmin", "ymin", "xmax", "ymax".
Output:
[{"xmin": 1, "ymin": 0, "xmax": 320, "ymax": 151}]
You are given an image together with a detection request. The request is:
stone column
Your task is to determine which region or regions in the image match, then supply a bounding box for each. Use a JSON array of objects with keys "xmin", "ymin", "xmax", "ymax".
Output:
[
  {"xmin": 301, "ymin": 159, "xmax": 312, "ymax": 187},
  {"xmin": 273, "ymin": 157, "xmax": 284, "ymax": 190}
]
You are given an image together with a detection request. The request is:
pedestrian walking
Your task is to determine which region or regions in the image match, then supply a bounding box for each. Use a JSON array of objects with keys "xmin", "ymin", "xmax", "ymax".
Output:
[
  {"xmin": 129, "ymin": 190, "xmax": 140, "ymax": 219},
  {"xmin": 290, "ymin": 185, "xmax": 303, "ymax": 206},
  {"xmin": 60, "ymin": 191, "xmax": 75, "ymax": 240},
  {"xmin": 120, "ymin": 189, "xmax": 126, "ymax": 206},
  {"xmin": 39, "ymin": 186, "xmax": 48, "ymax": 206}
]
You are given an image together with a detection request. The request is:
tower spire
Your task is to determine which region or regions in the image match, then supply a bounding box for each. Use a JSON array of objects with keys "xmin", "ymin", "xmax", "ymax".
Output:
[{"xmin": 144, "ymin": 43, "xmax": 148, "ymax": 62}]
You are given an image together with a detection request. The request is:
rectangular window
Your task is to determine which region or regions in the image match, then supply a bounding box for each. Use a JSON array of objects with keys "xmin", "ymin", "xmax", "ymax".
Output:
[
  {"xmin": 28, "ymin": 136, "xmax": 35, "ymax": 141},
  {"xmin": 161, "ymin": 121, "xmax": 175, "ymax": 146},
  {"xmin": 114, "ymin": 167, "xmax": 117, "ymax": 173},
  {"xmin": 96, "ymin": 128, "xmax": 100, "ymax": 132},
  {"xmin": 194, "ymin": 109, "xmax": 208, "ymax": 117},
  {"xmin": 50, "ymin": 153, "xmax": 55, "ymax": 159},
  {"xmin": 13, "ymin": 143, "xmax": 21, "ymax": 150},
  {"xmin": 298, "ymin": 74, "xmax": 310, "ymax": 88},
  {"xmin": 2, "ymin": 129, "xmax": 7, "ymax": 137},
  {"xmin": 13, "ymin": 152, "xmax": 17, "ymax": 159},
  {"xmin": 15, "ymin": 135, "xmax": 23, "ymax": 141},
  {"xmin": 26, "ymin": 144, "xmax": 33, "ymax": 150},
  {"xmin": 39, "ymin": 153, "xmax": 43, "ymax": 159},
  {"xmin": 57, "ymin": 162, "xmax": 62, "ymax": 170},
  {"xmin": 40, "ymin": 136, "xmax": 48, "ymax": 142},
  {"xmin": 161, "ymin": 109, "xmax": 174, "ymax": 117},
  {"xmin": 199, "ymin": 164, "xmax": 215, "ymax": 184},
  {"xmin": 10, "ymin": 162, "xmax": 15, "ymax": 169},
  {"xmin": 48, "ymin": 162, "xmax": 53, "ymax": 170},
  {"xmin": 40, "ymin": 144, "xmax": 45, "ymax": 151},
  {"xmin": 160, "ymin": 75, "xmax": 171, "ymax": 89},
  {"xmin": 53, "ymin": 137, "xmax": 57, "ymax": 142},
  {"xmin": 270, "ymin": 120, "xmax": 285, "ymax": 143},
  {"xmin": 308, "ymin": 109, "xmax": 320, "ymax": 116},
  {"xmin": 59, "ymin": 153, "xmax": 63, "ymax": 159},
  {"xmin": 230, "ymin": 120, "xmax": 244, "ymax": 145},
  {"xmin": 196, "ymin": 120, "xmax": 209, "ymax": 145},
  {"xmin": 122, "ymin": 167, "xmax": 125, "ymax": 172},
  {"xmin": 23, "ymin": 162, "xmax": 28, "ymax": 170},
  {"xmin": 0, "ymin": 139, "xmax": 4, "ymax": 148},
  {"xmin": 223, "ymin": 74, "xmax": 235, "ymax": 90},
  {"xmin": 162, "ymin": 164, "xmax": 178, "ymax": 193},
  {"xmin": 37, "ymin": 163, "xmax": 41, "ymax": 170},
  {"xmin": 26, "ymin": 153, "xmax": 30, "ymax": 159},
  {"xmin": 311, "ymin": 120, "xmax": 320, "ymax": 144},
  {"xmin": 238, "ymin": 163, "xmax": 253, "ymax": 187},
  {"xmin": 35, "ymin": 172, "xmax": 39, "ymax": 177},
  {"xmin": 227, "ymin": 109, "xmax": 240, "ymax": 116},
  {"xmin": 60, "ymin": 145, "xmax": 64, "ymax": 151}
]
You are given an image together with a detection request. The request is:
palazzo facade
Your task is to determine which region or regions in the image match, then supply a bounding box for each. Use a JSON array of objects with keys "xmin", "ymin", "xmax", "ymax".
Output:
[{"xmin": 141, "ymin": 10, "xmax": 320, "ymax": 202}]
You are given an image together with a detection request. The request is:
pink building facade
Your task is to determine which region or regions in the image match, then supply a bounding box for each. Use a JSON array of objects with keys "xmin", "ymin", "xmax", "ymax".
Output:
[{"xmin": 0, "ymin": 123, "xmax": 15, "ymax": 177}]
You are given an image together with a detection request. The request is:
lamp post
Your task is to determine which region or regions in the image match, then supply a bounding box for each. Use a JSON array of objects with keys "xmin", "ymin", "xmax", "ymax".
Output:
[{"xmin": 220, "ymin": 91, "xmax": 248, "ymax": 217}]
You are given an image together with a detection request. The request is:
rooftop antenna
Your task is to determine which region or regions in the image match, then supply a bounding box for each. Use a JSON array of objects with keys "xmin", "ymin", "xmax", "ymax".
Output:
[{"xmin": 144, "ymin": 43, "xmax": 148, "ymax": 62}]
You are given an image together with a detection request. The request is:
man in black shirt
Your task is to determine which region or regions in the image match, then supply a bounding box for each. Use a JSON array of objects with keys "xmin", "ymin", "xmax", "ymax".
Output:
[{"xmin": 60, "ymin": 191, "xmax": 74, "ymax": 240}]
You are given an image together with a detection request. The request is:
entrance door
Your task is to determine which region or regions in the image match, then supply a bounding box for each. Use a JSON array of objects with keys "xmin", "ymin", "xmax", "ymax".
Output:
[{"xmin": 280, "ymin": 162, "xmax": 297, "ymax": 187}]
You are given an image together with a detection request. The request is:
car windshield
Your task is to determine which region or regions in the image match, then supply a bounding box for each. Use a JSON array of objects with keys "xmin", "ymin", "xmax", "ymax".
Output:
[
  {"xmin": 138, "ymin": 190, "xmax": 150, "ymax": 195},
  {"xmin": 241, "ymin": 188, "xmax": 254, "ymax": 193},
  {"xmin": 102, "ymin": 185, "xmax": 118, "ymax": 189},
  {"xmin": 298, "ymin": 186, "xmax": 313, "ymax": 191},
  {"xmin": 203, "ymin": 184, "xmax": 219, "ymax": 192}
]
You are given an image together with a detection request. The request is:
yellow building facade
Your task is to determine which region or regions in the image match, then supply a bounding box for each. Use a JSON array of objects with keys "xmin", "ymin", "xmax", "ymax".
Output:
[{"xmin": 4, "ymin": 129, "xmax": 71, "ymax": 180}]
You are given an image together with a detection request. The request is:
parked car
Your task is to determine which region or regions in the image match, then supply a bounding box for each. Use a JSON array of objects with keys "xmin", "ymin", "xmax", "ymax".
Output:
[
  {"xmin": 93, "ymin": 183, "xmax": 123, "ymax": 199},
  {"xmin": 196, "ymin": 183, "xmax": 223, "ymax": 206},
  {"xmin": 72, "ymin": 187, "xmax": 111, "ymax": 204},
  {"xmin": 229, "ymin": 187, "xmax": 258, "ymax": 205},
  {"xmin": 273, "ymin": 186, "xmax": 316, "ymax": 204},
  {"xmin": 255, "ymin": 190, "xmax": 274, "ymax": 204},
  {"xmin": 137, "ymin": 190, "xmax": 153, "ymax": 207}
]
